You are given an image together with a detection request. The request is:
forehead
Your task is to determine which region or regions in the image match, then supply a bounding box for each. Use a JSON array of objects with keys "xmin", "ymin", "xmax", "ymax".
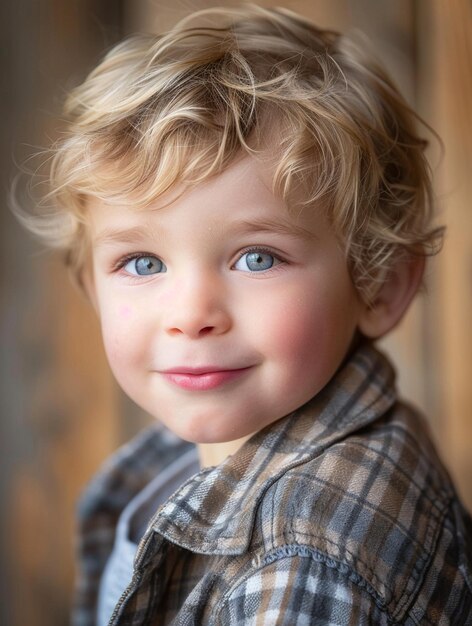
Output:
[{"xmin": 85, "ymin": 154, "xmax": 324, "ymax": 245}]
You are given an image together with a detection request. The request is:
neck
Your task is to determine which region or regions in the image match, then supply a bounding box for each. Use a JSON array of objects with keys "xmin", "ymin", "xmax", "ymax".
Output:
[{"xmin": 197, "ymin": 433, "xmax": 254, "ymax": 469}]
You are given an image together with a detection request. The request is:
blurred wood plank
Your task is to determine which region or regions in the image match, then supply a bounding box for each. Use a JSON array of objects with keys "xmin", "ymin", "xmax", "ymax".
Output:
[
  {"xmin": 3, "ymin": 2, "xmax": 125, "ymax": 625},
  {"xmin": 416, "ymin": 0, "xmax": 472, "ymax": 508}
]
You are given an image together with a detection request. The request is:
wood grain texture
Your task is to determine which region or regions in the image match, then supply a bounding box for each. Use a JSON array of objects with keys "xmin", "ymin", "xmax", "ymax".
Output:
[
  {"xmin": 417, "ymin": 0, "xmax": 472, "ymax": 508},
  {"xmin": 3, "ymin": 2, "xmax": 125, "ymax": 625}
]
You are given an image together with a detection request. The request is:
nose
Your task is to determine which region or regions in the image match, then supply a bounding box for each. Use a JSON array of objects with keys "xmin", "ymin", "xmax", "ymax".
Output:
[{"xmin": 163, "ymin": 274, "xmax": 232, "ymax": 339}]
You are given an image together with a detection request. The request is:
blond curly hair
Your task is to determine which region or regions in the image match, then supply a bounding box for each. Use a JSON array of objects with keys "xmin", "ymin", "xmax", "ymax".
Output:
[{"xmin": 15, "ymin": 4, "xmax": 443, "ymax": 303}]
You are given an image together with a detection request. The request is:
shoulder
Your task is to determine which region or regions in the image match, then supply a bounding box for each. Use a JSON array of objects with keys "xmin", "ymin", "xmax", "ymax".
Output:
[
  {"xmin": 215, "ymin": 548, "xmax": 391, "ymax": 625},
  {"xmin": 243, "ymin": 402, "xmax": 472, "ymax": 623}
]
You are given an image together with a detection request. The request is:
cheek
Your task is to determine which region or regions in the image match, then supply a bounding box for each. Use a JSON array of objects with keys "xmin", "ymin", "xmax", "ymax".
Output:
[
  {"xmin": 118, "ymin": 304, "xmax": 133, "ymax": 319},
  {"xmin": 251, "ymin": 282, "xmax": 358, "ymax": 379},
  {"xmin": 264, "ymin": 297, "xmax": 329, "ymax": 361},
  {"xmin": 99, "ymin": 304, "xmax": 141, "ymax": 374}
]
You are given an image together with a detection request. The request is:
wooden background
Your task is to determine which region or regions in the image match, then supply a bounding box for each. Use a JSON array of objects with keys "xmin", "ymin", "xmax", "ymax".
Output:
[{"xmin": 1, "ymin": 1, "xmax": 470, "ymax": 624}]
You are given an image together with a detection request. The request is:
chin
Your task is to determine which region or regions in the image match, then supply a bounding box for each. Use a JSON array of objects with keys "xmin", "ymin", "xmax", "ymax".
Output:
[
  {"xmin": 168, "ymin": 413, "xmax": 250, "ymax": 445},
  {"xmin": 163, "ymin": 414, "xmax": 223, "ymax": 443}
]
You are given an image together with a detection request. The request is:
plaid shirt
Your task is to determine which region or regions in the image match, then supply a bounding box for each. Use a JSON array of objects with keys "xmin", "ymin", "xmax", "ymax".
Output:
[{"xmin": 73, "ymin": 343, "xmax": 472, "ymax": 625}]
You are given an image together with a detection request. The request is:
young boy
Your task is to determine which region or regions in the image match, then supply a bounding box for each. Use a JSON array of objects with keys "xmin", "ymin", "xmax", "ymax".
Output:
[{"xmin": 17, "ymin": 5, "xmax": 472, "ymax": 625}]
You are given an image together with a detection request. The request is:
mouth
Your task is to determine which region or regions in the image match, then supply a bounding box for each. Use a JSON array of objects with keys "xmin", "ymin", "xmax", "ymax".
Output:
[{"xmin": 160, "ymin": 366, "xmax": 253, "ymax": 391}]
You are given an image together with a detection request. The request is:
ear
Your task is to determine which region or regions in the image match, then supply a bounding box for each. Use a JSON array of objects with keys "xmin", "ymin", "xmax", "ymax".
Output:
[{"xmin": 358, "ymin": 255, "xmax": 425, "ymax": 339}]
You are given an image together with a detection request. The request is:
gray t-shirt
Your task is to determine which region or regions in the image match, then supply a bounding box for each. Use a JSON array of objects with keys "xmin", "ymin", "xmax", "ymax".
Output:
[{"xmin": 97, "ymin": 447, "xmax": 200, "ymax": 626}]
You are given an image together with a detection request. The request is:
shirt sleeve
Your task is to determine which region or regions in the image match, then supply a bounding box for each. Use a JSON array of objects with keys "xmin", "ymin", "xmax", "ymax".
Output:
[{"xmin": 215, "ymin": 552, "xmax": 391, "ymax": 625}]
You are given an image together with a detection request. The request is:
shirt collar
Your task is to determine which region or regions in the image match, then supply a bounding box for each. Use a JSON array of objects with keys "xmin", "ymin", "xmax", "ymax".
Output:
[{"xmin": 150, "ymin": 341, "xmax": 397, "ymax": 555}]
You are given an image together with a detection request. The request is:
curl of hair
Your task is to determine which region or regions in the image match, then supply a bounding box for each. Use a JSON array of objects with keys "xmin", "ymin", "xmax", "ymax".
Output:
[{"xmin": 14, "ymin": 4, "xmax": 444, "ymax": 302}]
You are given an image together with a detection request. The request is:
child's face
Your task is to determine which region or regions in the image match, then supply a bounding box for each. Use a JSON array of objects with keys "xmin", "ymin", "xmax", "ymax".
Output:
[{"xmin": 86, "ymin": 156, "xmax": 365, "ymax": 444}]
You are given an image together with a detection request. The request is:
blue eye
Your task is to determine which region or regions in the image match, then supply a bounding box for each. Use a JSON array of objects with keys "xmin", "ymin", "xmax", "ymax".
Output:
[
  {"xmin": 234, "ymin": 251, "xmax": 276, "ymax": 272},
  {"xmin": 123, "ymin": 255, "xmax": 166, "ymax": 276}
]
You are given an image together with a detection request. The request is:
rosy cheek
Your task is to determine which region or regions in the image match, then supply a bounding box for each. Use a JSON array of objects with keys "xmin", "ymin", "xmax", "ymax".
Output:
[
  {"xmin": 268, "ymin": 299, "xmax": 323, "ymax": 355},
  {"xmin": 277, "ymin": 308, "xmax": 321, "ymax": 361}
]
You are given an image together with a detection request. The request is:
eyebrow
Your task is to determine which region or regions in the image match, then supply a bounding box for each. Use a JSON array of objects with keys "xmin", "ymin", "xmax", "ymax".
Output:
[
  {"xmin": 93, "ymin": 216, "xmax": 316, "ymax": 248},
  {"xmin": 230, "ymin": 217, "xmax": 316, "ymax": 241},
  {"xmin": 93, "ymin": 225, "xmax": 161, "ymax": 248}
]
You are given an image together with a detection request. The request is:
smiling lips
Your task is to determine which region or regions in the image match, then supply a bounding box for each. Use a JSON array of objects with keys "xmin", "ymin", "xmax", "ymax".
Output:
[{"xmin": 161, "ymin": 366, "xmax": 252, "ymax": 391}]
